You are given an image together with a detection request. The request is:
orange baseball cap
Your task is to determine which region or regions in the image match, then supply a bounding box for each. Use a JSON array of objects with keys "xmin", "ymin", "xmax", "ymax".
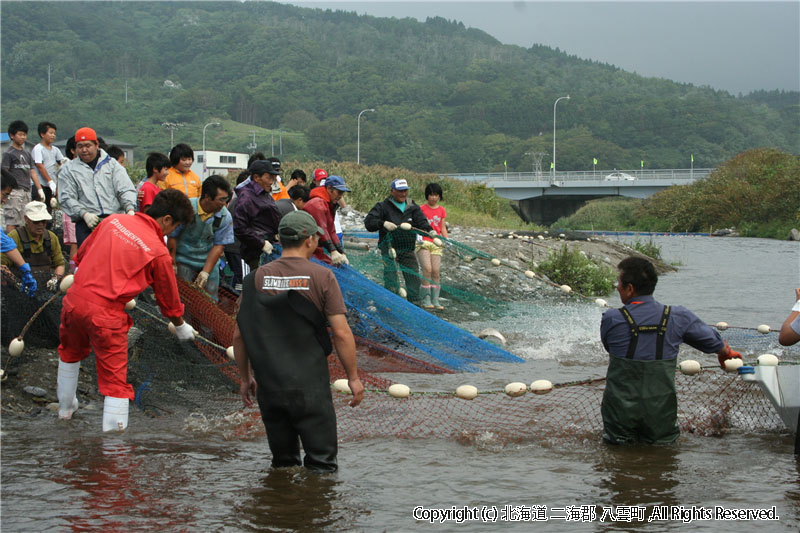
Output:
[{"xmin": 75, "ymin": 127, "xmax": 97, "ymax": 142}]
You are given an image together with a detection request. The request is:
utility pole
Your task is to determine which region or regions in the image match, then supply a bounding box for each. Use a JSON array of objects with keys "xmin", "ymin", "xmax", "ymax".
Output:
[
  {"xmin": 525, "ymin": 151, "xmax": 546, "ymax": 179},
  {"xmin": 247, "ymin": 131, "xmax": 258, "ymax": 154},
  {"xmin": 125, "ymin": 80, "xmax": 128, "ymax": 104},
  {"xmin": 47, "ymin": 63, "xmax": 51, "ymax": 93},
  {"xmin": 161, "ymin": 122, "xmax": 184, "ymax": 149}
]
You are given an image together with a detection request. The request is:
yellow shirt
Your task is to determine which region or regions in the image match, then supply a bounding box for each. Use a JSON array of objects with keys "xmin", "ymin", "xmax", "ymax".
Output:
[
  {"xmin": 1, "ymin": 228, "xmax": 65, "ymax": 269},
  {"xmin": 197, "ymin": 201, "xmax": 213, "ymax": 223},
  {"xmin": 160, "ymin": 167, "xmax": 201, "ymax": 199}
]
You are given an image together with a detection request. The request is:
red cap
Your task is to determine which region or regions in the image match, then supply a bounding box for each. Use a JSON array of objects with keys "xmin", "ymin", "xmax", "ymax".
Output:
[
  {"xmin": 313, "ymin": 168, "xmax": 328, "ymax": 182},
  {"xmin": 75, "ymin": 127, "xmax": 97, "ymax": 142}
]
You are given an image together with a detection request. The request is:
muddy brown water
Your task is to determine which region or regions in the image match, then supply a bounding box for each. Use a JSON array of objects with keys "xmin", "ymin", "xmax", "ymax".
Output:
[{"xmin": 1, "ymin": 235, "xmax": 798, "ymax": 531}]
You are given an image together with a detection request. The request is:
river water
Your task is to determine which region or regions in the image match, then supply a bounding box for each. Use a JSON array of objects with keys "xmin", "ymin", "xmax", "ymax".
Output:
[{"xmin": 2, "ymin": 236, "xmax": 799, "ymax": 531}]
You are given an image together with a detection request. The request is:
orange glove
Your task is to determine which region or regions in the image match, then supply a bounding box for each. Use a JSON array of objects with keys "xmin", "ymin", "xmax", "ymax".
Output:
[{"xmin": 717, "ymin": 342, "xmax": 742, "ymax": 369}]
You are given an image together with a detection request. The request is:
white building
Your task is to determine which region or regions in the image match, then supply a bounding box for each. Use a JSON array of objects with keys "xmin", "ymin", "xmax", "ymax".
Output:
[{"xmin": 194, "ymin": 150, "xmax": 249, "ymax": 180}]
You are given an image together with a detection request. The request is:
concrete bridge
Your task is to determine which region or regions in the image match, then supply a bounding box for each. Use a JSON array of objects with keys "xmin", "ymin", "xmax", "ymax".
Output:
[{"xmin": 439, "ymin": 168, "xmax": 713, "ymax": 225}]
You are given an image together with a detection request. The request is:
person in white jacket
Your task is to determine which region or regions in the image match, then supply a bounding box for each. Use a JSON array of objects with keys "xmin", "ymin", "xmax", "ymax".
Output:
[{"xmin": 57, "ymin": 127, "xmax": 137, "ymax": 246}]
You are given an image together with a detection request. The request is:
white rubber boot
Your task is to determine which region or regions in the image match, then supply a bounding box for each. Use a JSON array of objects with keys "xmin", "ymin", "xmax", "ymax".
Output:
[
  {"xmin": 421, "ymin": 285, "xmax": 433, "ymax": 308},
  {"xmin": 102, "ymin": 396, "xmax": 129, "ymax": 432},
  {"xmin": 57, "ymin": 360, "xmax": 80, "ymax": 419},
  {"xmin": 431, "ymin": 285, "xmax": 444, "ymax": 310}
]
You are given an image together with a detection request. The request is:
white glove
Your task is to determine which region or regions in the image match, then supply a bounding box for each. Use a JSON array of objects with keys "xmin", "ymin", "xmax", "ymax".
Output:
[
  {"xmin": 37, "ymin": 188, "xmax": 46, "ymax": 201},
  {"xmin": 194, "ymin": 270, "xmax": 209, "ymax": 288},
  {"xmin": 399, "ymin": 222, "xmax": 412, "ymax": 231},
  {"xmin": 262, "ymin": 241, "xmax": 273, "ymax": 255},
  {"xmin": 48, "ymin": 181, "xmax": 57, "ymax": 195},
  {"xmin": 433, "ymin": 237, "xmax": 443, "ymax": 247},
  {"xmin": 330, "ymin": 250, "xmax": 349, "ymax": 266},
  {"xmin": 50, "ymin": 197, "xmax": 59, "ymax": 209},
  {"xmin": 383, "ymin": 221, "xmax": 397, "ymax": 231},
  {"xmin": 46, "ymin": 276, "xmax": 60, "ymax": 292},
  {"xmin": 389, "ymin": 247, "xmax": 397, "ymax": 259},
  {"xmin": 428, "ymin": 230, "xmax": 437, "ymax": 238},
  {"xmin": 174, "ymin": 321, "xmax": 196, "ymax": 341},
  {"xmin": 126, "ymin": 210, "xmax": 135, "ymax": 216},
  {"xmin": 82, "ymin": 212, "xmax": 101, "ymax": 228}
]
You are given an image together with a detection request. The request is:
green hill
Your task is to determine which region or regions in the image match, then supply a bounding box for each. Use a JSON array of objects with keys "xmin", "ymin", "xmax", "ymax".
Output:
[{"xmin": 2, "ymin": 1, "xmax": 797, "ymax": 170}]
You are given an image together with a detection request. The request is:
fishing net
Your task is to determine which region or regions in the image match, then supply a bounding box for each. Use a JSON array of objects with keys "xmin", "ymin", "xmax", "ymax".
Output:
[
  {"xmin": 2, "ymin": 231, "xmax": 798, "ymax": 445},
  {"xmin": 127, "ymin": 273, "xmax": 797, "ymax": 444},
  {"xmin": 1, "ymin": 269, "xmax": 63, "ymax": 349},
  {"xmin": 344, "ymin": 230, "xmax": 522, "ymax": 319}
]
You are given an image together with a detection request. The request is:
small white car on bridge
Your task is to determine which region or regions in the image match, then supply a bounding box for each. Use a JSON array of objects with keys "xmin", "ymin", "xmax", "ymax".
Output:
[{"xmin": 604, "ymin": 171, "xmax": 636, "ymax": 181}]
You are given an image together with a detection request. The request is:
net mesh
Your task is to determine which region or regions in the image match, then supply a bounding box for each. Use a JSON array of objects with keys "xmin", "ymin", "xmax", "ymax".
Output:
[
  {"xmin": 345, "ymin": 230, "xmax": 517, "ymax": 318},
  {"xmin": 2, "ymin": 238, "xmax": 798, "ymax": 445}
]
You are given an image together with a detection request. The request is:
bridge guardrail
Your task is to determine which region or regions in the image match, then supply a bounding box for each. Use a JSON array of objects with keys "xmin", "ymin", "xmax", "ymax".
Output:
[{"xmin": 439, "ymin": 168, "xmax": 714, "ymax": 183}]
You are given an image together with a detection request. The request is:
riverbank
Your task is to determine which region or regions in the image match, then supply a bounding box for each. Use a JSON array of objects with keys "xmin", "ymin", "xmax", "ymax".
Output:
[
  {"xmin": 340, "ymin": 207, "xmax": 673, "ymax": 303},
  {"xmin": 1, "ymin": 212, "xmax": 670, "ymax": 419}
]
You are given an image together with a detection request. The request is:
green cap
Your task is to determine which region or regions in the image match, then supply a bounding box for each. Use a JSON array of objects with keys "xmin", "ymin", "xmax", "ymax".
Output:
[{"xmin": 278, "ymin": 210, "xmax": 324, "ymax": 241}]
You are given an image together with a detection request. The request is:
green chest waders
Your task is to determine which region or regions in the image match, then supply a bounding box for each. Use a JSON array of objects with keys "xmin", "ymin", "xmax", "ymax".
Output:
[
  {"xmin": 601, "ymin": 305, "xmax": 680, "ymax": 445},
  {"xmin": 18, "ymin": 227, "xmax": 53, "ymax": 285}
]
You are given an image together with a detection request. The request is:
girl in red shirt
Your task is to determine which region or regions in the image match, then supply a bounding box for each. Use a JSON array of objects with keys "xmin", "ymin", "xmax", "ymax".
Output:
[{"xmin": 417, "ymin": 183, "xmax": 448, "ymax": 309}]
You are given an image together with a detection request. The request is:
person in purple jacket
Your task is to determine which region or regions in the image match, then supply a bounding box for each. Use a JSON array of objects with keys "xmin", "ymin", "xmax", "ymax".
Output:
[{"xmin": 232, "ymin": 159, "xmax": 282, "ymax": 271}]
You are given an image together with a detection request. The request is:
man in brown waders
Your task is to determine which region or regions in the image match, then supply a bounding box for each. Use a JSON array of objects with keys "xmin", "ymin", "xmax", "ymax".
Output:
[
  {"xmin": 600, "ymin": 257, "xmax": 742, "ymax": 445},
  {"xmin": 233, "ymin": 210, "xmax": 363, "ymax": 472}
]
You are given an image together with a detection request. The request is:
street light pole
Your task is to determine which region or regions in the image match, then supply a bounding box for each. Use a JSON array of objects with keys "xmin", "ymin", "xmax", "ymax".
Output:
[
  {"xmin": 202, "ymin": 122, "xmax": 220, "ymax": 180},
  {"xmin": 357, "ymin": 108, "xmax": 375, "ymax": 165},
  {"xmin": 552, "ymin": 95, "xmax": 570, "ymax": 178}
]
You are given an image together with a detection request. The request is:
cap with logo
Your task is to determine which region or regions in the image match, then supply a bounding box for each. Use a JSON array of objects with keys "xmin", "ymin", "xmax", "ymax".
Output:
[
  {"xmin": 391, "ymin": 179, "xmax": 409, "ymax": 191},
  {"xmin": 313, "ymin": 168, "xmax": 328, "ymax": 182},
  {"xmin": 278, "ymin": 210, "xmax": 325, "ymax": 241}
]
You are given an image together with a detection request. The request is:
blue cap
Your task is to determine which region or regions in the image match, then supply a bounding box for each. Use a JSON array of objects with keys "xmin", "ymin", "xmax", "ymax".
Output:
[
  {"xmin": 391, "ymin": 179, "xmax": 409, "ymax": 191},
  {"xmin": 324, "ymin": 175, "xmax": 351, "ymax": 192}
]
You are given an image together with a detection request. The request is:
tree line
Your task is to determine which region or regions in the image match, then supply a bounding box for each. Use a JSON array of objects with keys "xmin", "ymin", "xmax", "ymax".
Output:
[{"xmin": 2, "ymin": 1, "xmax": 797, "ymax": 173}]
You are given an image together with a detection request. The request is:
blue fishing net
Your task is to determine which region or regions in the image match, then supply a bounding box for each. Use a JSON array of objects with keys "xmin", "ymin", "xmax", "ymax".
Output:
[{"xmin": 320, "ymin": 259, "xmax": 523, "ymax": 371}]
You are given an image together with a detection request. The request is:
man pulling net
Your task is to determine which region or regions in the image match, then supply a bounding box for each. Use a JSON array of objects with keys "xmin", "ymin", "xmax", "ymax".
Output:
[
  {"xmin": 56, "ymin": 189, "xmax": 196, "ymax": 432},
  {"xmin": 233, "ymin": 210, "xmax": 363, "ymax": 472}
]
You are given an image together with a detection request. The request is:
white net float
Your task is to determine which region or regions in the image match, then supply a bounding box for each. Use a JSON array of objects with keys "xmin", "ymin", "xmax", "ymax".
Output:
[
  {"xmin": 679, "ymin": 360, "xmax": 701, "ymax": 375},
  {"xmin": 530, "ymin": 379, "xmax": 553, "ymax": 394},
  {"xmin": 332, "ymin": 379, "xmax": 351, "ymax": 393},
  {"xmin": 504, "ymin": 382, "xmax": 527, "ymax": 397},
  {"xmin": 388, "ymin": 384, "xmax": 411, "ymax": 398},
  {"xmin": 456, "ymin": 385, "xmax": 478, "ymax": 400}
]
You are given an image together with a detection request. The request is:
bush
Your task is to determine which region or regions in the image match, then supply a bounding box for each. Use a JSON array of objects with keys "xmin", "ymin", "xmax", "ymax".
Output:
[
  {"xmin": 637, "ymin": 148, "xmax": 800, "ymax": 236},
  {"xmin": 631, "ymin": 238, "xmax": 662, "ymax": 260},
  {"xmin": 537, "ymin": 244, "xmax": 616, "ymax": 296}
]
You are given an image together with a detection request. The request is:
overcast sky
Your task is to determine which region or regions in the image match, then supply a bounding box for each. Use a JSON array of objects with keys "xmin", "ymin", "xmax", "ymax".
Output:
[{"xmin": 286, "ymin": 1, "xmax": 799, "ymax": 95}]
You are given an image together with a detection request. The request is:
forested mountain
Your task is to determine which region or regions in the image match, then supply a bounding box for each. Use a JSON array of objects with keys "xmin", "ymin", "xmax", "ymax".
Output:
[{"xmin": 2, "ymin": 1, "xmax": 797, "ymax": 172}]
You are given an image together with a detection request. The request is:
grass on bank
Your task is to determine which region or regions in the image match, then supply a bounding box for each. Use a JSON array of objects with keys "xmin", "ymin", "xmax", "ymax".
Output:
[{"xmin": 276, "ymin": 160, "xmax": 540, "ymax": 230}]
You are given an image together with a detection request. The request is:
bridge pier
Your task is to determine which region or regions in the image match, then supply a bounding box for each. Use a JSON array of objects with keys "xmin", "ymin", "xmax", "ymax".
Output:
[{"xmin": 515, "ymin": 195, "xmax": 600, "ymax": 226}]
